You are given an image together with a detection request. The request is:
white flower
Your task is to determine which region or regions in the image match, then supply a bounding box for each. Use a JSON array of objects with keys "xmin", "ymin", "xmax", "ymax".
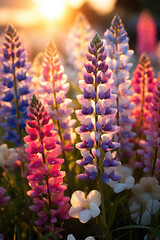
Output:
[
  {"xmin": 0, "ymin": 144, "xmax": 19, "ymax": 169},
  {"xmin": 132, "ymin": 177, "xmax": 160, "ymax": 200},
  {"xmin": 107, "ymin": 165, "xmax": 135, "ymax": 193},
  {"xmin": 67, "ymin": 234, "xmax": 95, "ymax": 240},
  {"xmin": 69, "ymin": 190, "xmax": 101, "ymax": 223},
  {"xmin": 128, "ymin": 193, "xmax": 160, "ymax": 225}
]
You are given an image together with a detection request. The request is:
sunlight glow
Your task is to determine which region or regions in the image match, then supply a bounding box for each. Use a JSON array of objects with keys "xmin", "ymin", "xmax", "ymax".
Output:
[{"xmin": 34, "ymin": 0, "xmax": 66, "ymax": 21}]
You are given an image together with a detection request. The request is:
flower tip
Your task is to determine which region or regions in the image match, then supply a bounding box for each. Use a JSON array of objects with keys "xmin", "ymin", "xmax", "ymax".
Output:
[{"xmin": 92, "ymin": 32, "xmax": 101, "ymax": 46}]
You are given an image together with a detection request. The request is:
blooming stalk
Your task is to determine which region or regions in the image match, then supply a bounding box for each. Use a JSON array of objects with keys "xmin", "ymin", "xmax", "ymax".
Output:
[
  {"xmin": 24, "ymin": 95, "xmax": 70, "ymax": 236},
  {"xmin": 131, "ymin": 54, "xmax": 157, "ymax": 140},
  {"xmin": 104, "ymin": 14, "xmax": 135, "ymax": 159},
  {"xmin": 136, "ymin": 80, "xmax": 160, "ymax": 175},
  {"xmin": 38, "ymin": 41, "xmax": 76, "ymax": 190},
  {"xmin": 68, "ymin": 13, "xmax": 95, "ymax": 82},
  {"xmin": 136, "ymin": 11, "xmax": 157, "ymax": 56},
  {"xmin": 0, "ymin": 24, "xmax": 32, "ymax": 146},
  {"xmin": 76, "ymin": 33, "xmax": 121, "ymax": 236}
]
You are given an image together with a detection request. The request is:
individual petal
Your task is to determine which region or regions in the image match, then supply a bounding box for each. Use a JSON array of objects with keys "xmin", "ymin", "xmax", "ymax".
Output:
[
  {"xmin": 70, "ymin": 190, "xmax": 86, "ymax": 207},
  {"xmin": 67, "ymin": 234, "xmax": 76, "ymax": 240},
  {"xmin": 68, "ymin": 206, "xmax": 84, "ymax": 218},
  {"xmin": 89, "ymin": 202, "xmax": 100, "ymax": 218},
  {"xmin": 113, "ymin": 183, "xmax": 126, "ymax": 193},
  {"xmin": 87, "ymin": 190, "xmax": 101, "ymax": 207},
  {"xmin": 79, "ymin": 209, "xmax": 92, "ymax": 223}
]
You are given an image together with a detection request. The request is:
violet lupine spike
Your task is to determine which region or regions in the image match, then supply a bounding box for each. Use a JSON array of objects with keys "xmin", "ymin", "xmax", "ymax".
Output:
[
  {"xmin": 0, "ymin": 24, "xmax": 32, "ymax": 146},
  {"xmin": 136, "ymin": 11, "xmax": 157, "ymax": 56},
  {"xmin": 24, "ymin": 95, "xmax": 70, "ymax": 236},
  {"xmin": 136, "ymin": 80, "xmax": 160, "ymax": 176},
  {"xmin": 38, "ymin": 41, "xmax": 76, "ymax": 188},
  {"xmin": 76, "ymin": 33, "xmax": 121, "ymax": 183},
  {"xmin": 67, "ymin": 12, "xmax": 95, "ymax": 82},
  {"xmin": 131, "ymin": 53, "xmax": 157, "ymax": 139},
  {"xmin": 104, "ymin": 14, "xmax": 136, "ymax": 159}
]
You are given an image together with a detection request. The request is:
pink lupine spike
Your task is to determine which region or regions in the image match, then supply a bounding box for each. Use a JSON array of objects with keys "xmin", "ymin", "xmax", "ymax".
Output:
[
  {"xmin": 24, "ymin": 95, "xmax": 69, "ymax": 236},
  {"xmin": 38, "ymin": 41, "xmax": 76, "ymax": 192},
  {"xmin": 136, "ymin": 11, "xmax": 157, "ymax": 56}
]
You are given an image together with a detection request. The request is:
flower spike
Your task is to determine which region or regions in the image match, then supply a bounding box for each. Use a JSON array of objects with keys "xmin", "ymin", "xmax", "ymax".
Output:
[
  {"xmin": 0, "ymin": 24, "xmax": 32, "ymax": 146},
  {"xmin": 24, "ymin": 95, "xmax": 70, "ymax": 235},
  {"xmin": 104, "ymin": 14, "xmax": 135, "ymax": 159}
]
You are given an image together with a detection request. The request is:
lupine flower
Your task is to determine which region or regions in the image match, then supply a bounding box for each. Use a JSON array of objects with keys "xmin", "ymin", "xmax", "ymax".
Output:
[
  {"xmin": 69, "ymin": 190, "xmax": 101, "ymax": 223},
  {"xmin": 24, "ymin": 95, "xmax": 70, "ymax": 234},
  {"xmin": 104, "ymin": 14, "xmax": 135, "ymax": 159},
  {"xmin": 128, "ymin": 193, "xmax": 160, "ymax": 225},
  {"xmin": 0, "ymin": 187, "xmax": 10, "ymax": 206},
  {"xmin": 38, "ymin": 41, "xmax": 76, "ymax": 187},
  {"xmin": 136, "ymin": 11, "xmax": 157, "ymax": 56},
  {"xmin": 106, "ymin": 165, "xmax": 135, "ymax": 193},
  {"xmin": 0, "ymin": 144, "xmax": 19, "ymax": 169},
  {"xmin": 131, "ymin": 54, "xmax": 157, "ymax": 140},
  {"xmin": 67, "ymin": 234, "xmax": 95, "ymax": 240},
  {"xmin": 0, "ymin": 24, "xmax": 32, "ymax": 146},
  {"xmin": 76, "ymin": 33, "xmax": 121, "ymax": 183},
  {"xmin": 67, "ymin": 12, "xmax": 95, "ymax": 81},
  {"xmin": 136, "ymin": 81, "xmax": 160, "ymax": 175}
]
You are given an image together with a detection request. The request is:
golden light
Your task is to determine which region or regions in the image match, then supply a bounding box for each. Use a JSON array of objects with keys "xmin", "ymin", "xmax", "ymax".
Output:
[{"xmin": 34, "ymin": 0, "xmax": 66, "ymax": 21}]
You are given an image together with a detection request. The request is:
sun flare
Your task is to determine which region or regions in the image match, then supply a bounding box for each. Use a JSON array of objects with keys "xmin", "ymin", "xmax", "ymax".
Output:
[{"xmin": 34, "ymin": 0, "xmax": 66, "ymax": 21}]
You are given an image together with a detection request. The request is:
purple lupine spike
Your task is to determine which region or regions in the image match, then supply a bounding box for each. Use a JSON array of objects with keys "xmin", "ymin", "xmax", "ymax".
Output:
[
  {"xmin": 136, "ymin": 79, "xmax": 160, "ymax": 177},
  {"xmin": 76, "ymin": 33, "xmax": 121, "ymax": 183},
  {"xmin": 24, "ymin": 95, "xmax": 70, "ymax": 236},
  {"xmin": 104, "ymin": 14, "xmax": 136, "ymax": 160},
  {"xmin": 0, "ymin": 24, "xmax": 32, "ymax": 146}
]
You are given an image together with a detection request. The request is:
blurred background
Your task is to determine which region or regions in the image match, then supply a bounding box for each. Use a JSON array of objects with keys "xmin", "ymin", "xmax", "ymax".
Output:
[{"xmin": 0, "ymin": 0, "xmax": 160, "ymax": 62}]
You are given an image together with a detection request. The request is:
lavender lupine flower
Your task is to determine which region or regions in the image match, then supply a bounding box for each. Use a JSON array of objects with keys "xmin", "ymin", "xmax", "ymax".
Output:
[
  {"xmin": 67, "ymin": 13, "xmax": 95, "ymax": 82},
  {"xmin": 136, "ymin": 81, "xmax": 160, "ymax": 176},
  {"xmin": 24, "ymin": 95, "xmax": 70, "ymax": 236},
  {"xmin": 104, "ymin": 14, "xmax": 135, "ymax": 159},
  {"xmin": 38, "ymin": 41, "xmax": 76, "ymax": 187},
  {"xmin": 0, "ymin": 24, "xmax": 32, "ymax": 146},
  {"xmin": 76, "ymin": 33, "xmax": 121, "ymax": 183}
]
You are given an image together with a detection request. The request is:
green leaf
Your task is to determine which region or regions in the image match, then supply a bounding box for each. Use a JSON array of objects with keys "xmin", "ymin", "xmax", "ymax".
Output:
[
  {"xmin": 107, "ymin": 200, "xmax": 118, "ymax": 229},
  {"xmin": 16, "ymin": 226, "xmax": 23, "ymax": 240},
  {"xmin": 112, "ymin": 225, "xmax": 154, "ymax": 232}
]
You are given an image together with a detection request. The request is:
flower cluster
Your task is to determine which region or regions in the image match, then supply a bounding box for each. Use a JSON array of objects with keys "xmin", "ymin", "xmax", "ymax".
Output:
[
  {"xmin": 128, "ymin": 177, "xmax": 160, "ymax": 225},
  {"xmin": 67, "ymin": 13, "xmax": 95, "ymax": 81},
  {"xmin": 0, "ymin": 144, "xmax": 20, "ymax": 169},
  {"xmin": 24, "ymin": 95, "xmax": 70, "ymax": 234},
  {"xmin": 104, "ymin": 14, "xmax": 135, "ymax": 158},
  {"xmin": 0, "ymin": 24, "xmax": 32, "ymax": 146},
  {"xmin": 0, "ymin": 187, "xmax": 10, "ymax": 206},
  {"xmin": 136, "ymin": 11, "xmax": 157, "ymax": 56},
  {"xmin": 136, "ymin": 81, "xmax": 160, "ymax": 174},
  {"xmin": 38, "ymin": 41, "xmax": 76, "ymax": 154},
  {"xmin": 131, "ymin": 54, "xmax": 157, "ymax": 139},
  {"xmin": 76, "ymin": 33, "xmax": 121, "ymax": 183}
]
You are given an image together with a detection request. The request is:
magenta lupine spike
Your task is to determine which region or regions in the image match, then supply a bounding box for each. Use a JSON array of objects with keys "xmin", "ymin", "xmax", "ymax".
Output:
[
  {"xmin": 136, "ymin": 11, "xmax": 157, "ymax": 56},
  {"xmin": 24, "ymin": 95, "xmax": 70, "ymax": 235},
  {"xmin": 136, "ymin": 80, "xmax": 160, "ymax": 177},
  {"xmin": 38, "ymin": 41, "xmax": 76, "ymax": 187},
  {"xmin": 131, "ymin": 54, "xmax": 157, "ymax": 139},
  {"xmin": 76, "ymin": 33, "xmax": 121, "ymax": 184},
  {"xmin": 67, "ymin": 12, "xmax": 95, "ymax": 82},
  {"xmin": 104, "ymin": 14, "xmax": 135, "ymax": 159}
]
